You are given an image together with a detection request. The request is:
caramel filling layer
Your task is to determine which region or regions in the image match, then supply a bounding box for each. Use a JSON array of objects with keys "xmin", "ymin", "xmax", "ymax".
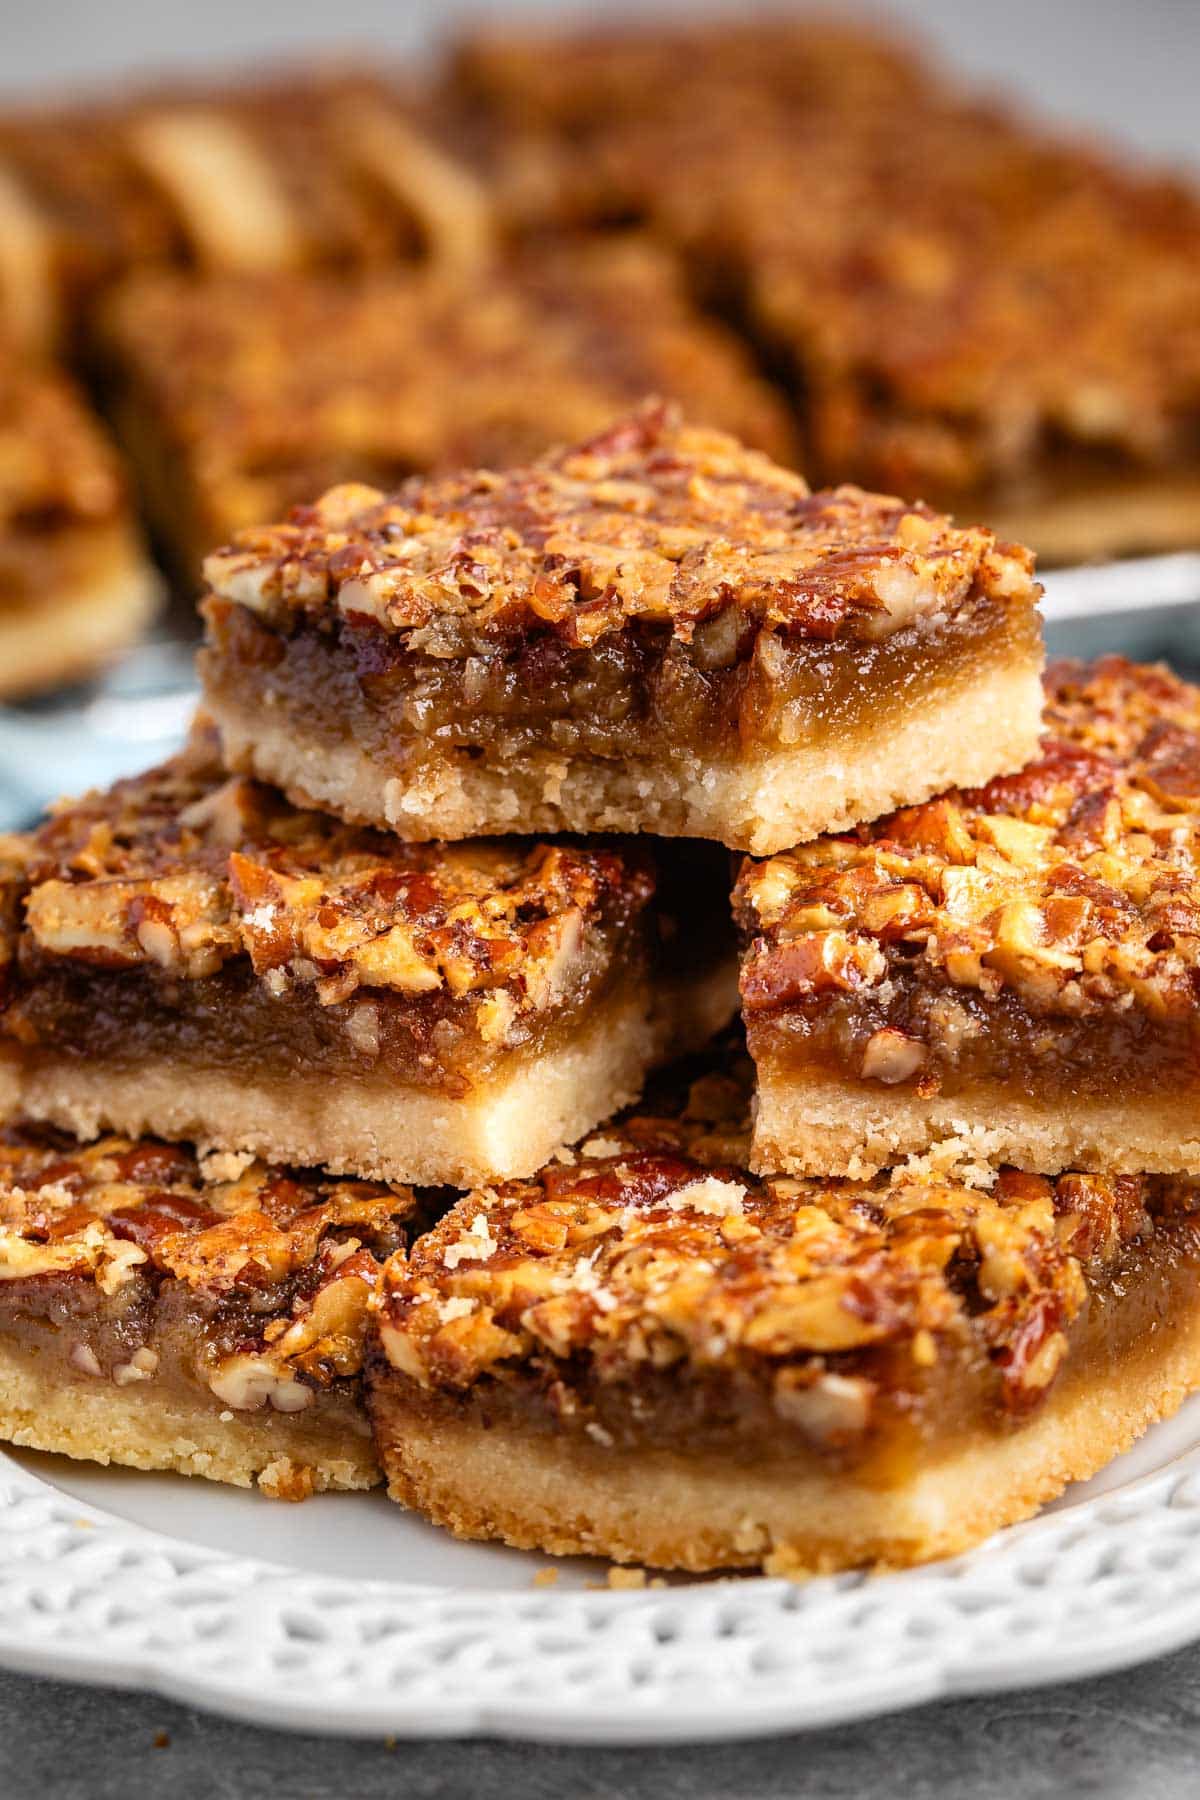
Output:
[
  {"xmin": 201, "ymin": 589, "xmax": 1039, "ymax": 778},
  {"xmin": 746, "ymin": 983, "xmax": 1196, "ymax": 1105}
]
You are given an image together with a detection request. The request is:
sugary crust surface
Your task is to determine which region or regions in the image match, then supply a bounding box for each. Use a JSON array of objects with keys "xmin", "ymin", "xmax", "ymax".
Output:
[
  {"xmin": 103, "ymin": 241, "xmax": 795, "ymax": 565},
  {"xmin": 0, "ymin": 1124, "xmax": 417, "ymax": 1421},
  {"xmin": 375, "ymin": 1046, "xmax": 1189, "ymax": 1434},
  {"xmin": 0, "ymin": 720, "xmax": 653, "ymax": 1031},
  {"xmin": 201, "ymin": 404, "xmax": 1039, "ymax": 654},
  {"xmin": 736, "ymin": 658, "xmax": 1200, "ymax": 1039}
]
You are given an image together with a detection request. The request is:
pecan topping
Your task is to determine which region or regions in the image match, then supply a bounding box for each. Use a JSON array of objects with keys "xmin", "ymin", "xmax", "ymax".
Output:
[
  {"xmin": 0, "ymin": 1126, "xmax": 417, "ymax": 1401},
  {"xmin": 104, "ymin": 240, "xmax": 792, "ymax": 559},
  {"xmin": 377, "ymin": 1047, "xmax": 1173, "ymax": 1424},
  {"xmin": 736, "ymin": 659, "xmax": 1200, "ymax": 1031},
  {"xmin": 1, "ymin": 720, "xmax": 653, "ymax": 1029},
  {"xmin": 202, "ymin": 404, "xmax": 1037, "ymax": 654}
]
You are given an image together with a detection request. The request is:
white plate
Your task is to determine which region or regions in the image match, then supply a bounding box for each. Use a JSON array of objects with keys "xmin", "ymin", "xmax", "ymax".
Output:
[{"xmin": 4, "ymin": 1396, "xmax": 1200, "ymax": 1744}]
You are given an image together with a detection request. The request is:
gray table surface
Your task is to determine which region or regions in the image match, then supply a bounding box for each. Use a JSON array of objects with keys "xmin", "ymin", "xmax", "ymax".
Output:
[{"xmin": 2, "ymin": 1645, "xmax": 1199, "ymax": 1800}]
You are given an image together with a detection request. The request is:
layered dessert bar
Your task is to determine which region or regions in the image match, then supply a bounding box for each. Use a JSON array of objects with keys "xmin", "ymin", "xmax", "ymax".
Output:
[
  {"xmin": 0, "ymin": 1126, "xmax": 420, "ymax": 1494},
  {"xmin": 0, "ymin": 67, "xmax": 490, "ymax": 349},
  {"xmin": 0, "ymin": 723, "xmax": 733, "ymax": 1185},
  {"xmin": 735, "ymin": 657, "xmax": 1200, "ymax": 1179},
  {"xmin": 101, "ymin": 241, "xmax": 794, "ymax": 584},
  {"xmin": 199, "ymin": 406, "xmax": 1044, "ymax": 856},
  {"xmin": 722, "ymin": 123, "xmax": 1200, "ymax": 565},
  {"xmin": 455, "ymin": 18, "xmax": 1200, "ymax": 563},
  {"xmin": 368, "ymin": 1046, "xmax": 1200, "ymax": 1573},
  {"xmin": 0, "ymin": 346, "xmax": 160, "ymax": 697},
  {"xmin": 449, "ymin": 18, "xmax": 923, "ymax": 240}
]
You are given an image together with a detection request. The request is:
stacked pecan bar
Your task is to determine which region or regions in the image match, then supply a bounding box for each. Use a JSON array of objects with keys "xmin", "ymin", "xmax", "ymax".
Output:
[{"xmin": 5, "ymin": 409, "xmax": 1200, "ymax": 1579}]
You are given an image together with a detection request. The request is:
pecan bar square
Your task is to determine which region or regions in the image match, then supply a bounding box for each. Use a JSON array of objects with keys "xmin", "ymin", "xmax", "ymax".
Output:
[
  {"xmin": 0, "ymin": 1128, "xmax": 420, "ymax": 1495},
  {"xmin": 735, "ymin": 657, "xmax": 1200, "ymax": 1178},
  {"xmin": 454, "ymin": 16, "xmax": 1200, "ymax": 564},
  {"xmin": 0, "ymin": 345, "xmax": 160, "ymax": 697},
  {"xmin": 199, "ymin": 405, "xmax": 1044, "ymax": 856},
  {"xmin": 368, "ymin": 1044, "xmax": 1200, "ymax": 1573},
  {"xmin": 0, "ymin": 723, "xmax": 733, "ymax": 1186},
  {"xmin": 101, "ymin": 240, "xmax": 794, "ymax": 585}
]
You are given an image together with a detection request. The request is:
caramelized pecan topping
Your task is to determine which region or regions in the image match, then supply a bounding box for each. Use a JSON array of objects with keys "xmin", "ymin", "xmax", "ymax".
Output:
[
  {"xmin": 377, "ymin": 1048, "xmax": 1175, "ymax": 1426},
  {"xmin": 1, "ymin": 720, "xmax": 652, "ymax": 1025},
  {"xmin": 202, "ymin": 404, "xmax": 1037, "ymax": 653},
  {"xmin": 736, "ymin": 658, "xmax": 1200, "ymax": 1028},
  {"xmin": 0, "ymin": 1127, "xmax": 417, "ymax": 1402}
]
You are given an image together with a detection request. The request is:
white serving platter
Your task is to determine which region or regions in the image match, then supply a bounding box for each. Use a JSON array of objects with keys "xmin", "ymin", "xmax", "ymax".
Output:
[{"xmin": 4, "ymin": 1394, "xmax": 1200, "ymax": 1744}]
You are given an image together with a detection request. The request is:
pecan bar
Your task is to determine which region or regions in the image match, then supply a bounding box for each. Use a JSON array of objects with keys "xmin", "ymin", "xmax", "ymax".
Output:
[
  {"xmin": 455, "ymin": 17, "xmax": 1200, "ymax": 563},
  {"xmin": 0, "ymin": 345, "xmax": 160, "ymax": 697},
  {"xmin": 0, "ymin": 1126, "xmax": 419, "ymax": 1494},
  {"xmin": 101, "ymin": 240, "xmax": 794, "ymax": 585},
  {"xmin": 199, "ymin": 405, "xmax": 1043, "ymax": 857},
  {"xmin": 368, "ymin": 1045, "xmax": 1200, "ymax": 1573},
  {"xmin": 735, "ymin": 657, "xmax": 1200, "ymax": 1179},
  {"xmin": 0, "ymin": 723, "xmax": 733, "ymax": 1186}
]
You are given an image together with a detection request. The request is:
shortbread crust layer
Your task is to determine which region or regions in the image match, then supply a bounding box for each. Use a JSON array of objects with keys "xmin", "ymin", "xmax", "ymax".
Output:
[{"xmin": 749, "ymin": 1071, "xmax": 1200, "ymax": 1181}]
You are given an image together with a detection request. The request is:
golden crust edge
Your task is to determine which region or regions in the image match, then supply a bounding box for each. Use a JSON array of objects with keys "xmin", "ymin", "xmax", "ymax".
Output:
[{"xmin": 749, "ymin": 1073, "xmax": 1200, "ymax": 1179}]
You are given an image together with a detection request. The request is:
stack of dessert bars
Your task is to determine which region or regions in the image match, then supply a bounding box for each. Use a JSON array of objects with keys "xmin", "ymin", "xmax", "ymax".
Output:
[{"xmin": 2, "ymin": 405, "xmax": 1200, "ymax": 1575}]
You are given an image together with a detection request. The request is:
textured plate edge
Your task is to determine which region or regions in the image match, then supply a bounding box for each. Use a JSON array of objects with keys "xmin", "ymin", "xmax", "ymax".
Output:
[{"xmin": 1, "ymin": 1452, "xmax": 1199, "ymax": 1741}]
